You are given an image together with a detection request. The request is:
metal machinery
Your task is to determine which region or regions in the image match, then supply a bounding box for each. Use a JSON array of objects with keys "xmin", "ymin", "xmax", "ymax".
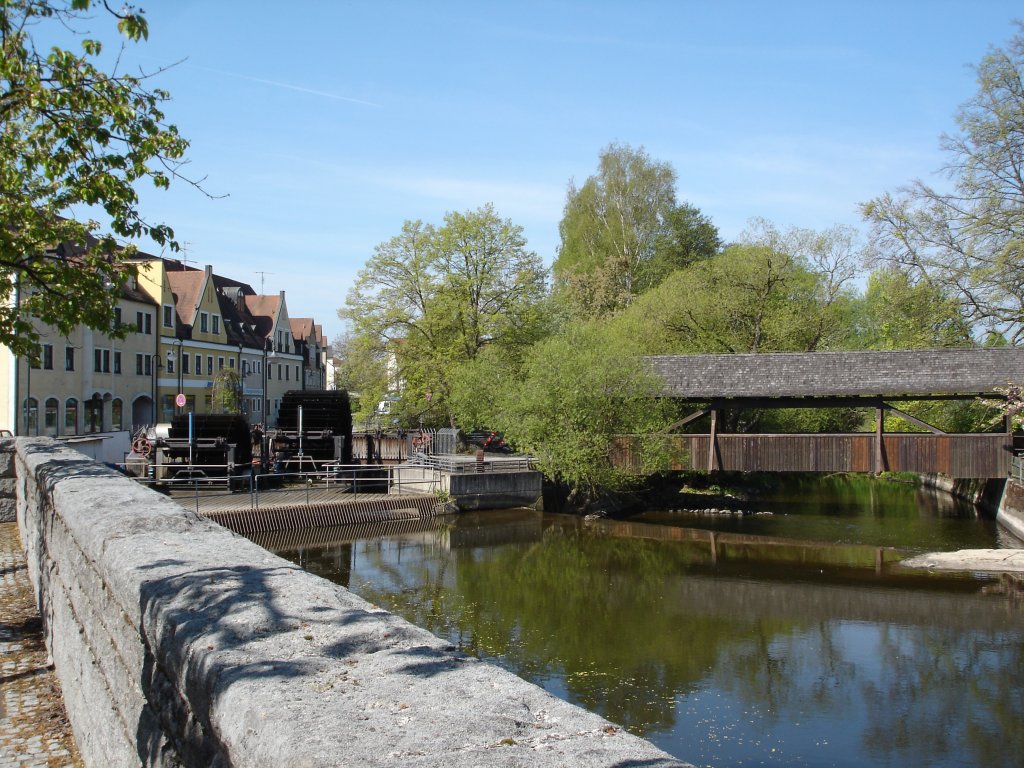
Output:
[
  {"xmin": 266, "ymin": 390, "xmax": 353, "ymax": 474},
  {"xmin": 144, "ymin": 414, "xmax": 253, "ymax": 486}
]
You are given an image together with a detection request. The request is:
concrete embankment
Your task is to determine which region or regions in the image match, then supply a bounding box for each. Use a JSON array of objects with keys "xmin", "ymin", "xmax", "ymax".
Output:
[
  {"xmin": 903, "ymin": 474, "xmax": 1024, "ymax": 572},
  {"xmin": 7, "ymin": 437, "xmax": 688, "ymax": 768}
]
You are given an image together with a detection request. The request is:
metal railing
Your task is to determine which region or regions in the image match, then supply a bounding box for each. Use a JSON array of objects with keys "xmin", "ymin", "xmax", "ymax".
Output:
[
  {"xmin": 116, "ymin": 461, "xmax": 442, "ymax": 515},
  {"xmin": 404, "ymin": 453, "xmax": 534, "ymax": 474}
]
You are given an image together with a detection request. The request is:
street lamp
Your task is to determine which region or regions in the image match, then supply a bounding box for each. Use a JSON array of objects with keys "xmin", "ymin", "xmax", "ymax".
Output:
[
  {"xmin": 150, "ymin": 353, "xmax": 160, "ymax": 423},
  {"xmin": 167, "ymin": 339, "xmax": 183, "ymax": 414},
  {"xmin": 236, "ymin": 343, "xmax": 245, "ymax": 417},
  {"xmin": 262, "ymin": 338, "xmax": 271, "ymax": 428}
]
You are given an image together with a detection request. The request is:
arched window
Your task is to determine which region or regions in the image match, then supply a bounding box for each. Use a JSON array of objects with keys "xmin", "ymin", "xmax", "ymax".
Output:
[
  {"xmin": 86, "ymin": 395, "xmax": 103, "ymax": 433},
  {"xmin": 64, "ymin": 398, "xmax": 78, "ymax": 435},
  {"xmin": 44, "ymin": 398, "xmax": 58, "ymax": 437},
  {"xmin": 111, "ymin": 398, "xmax": 123, "ymax": 432},
  {"xmin": 24, "ymin": 397, "xmax": 38, "ymax": 435}
]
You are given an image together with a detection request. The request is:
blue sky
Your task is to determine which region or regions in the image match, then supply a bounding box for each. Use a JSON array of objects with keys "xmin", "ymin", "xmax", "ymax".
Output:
[{"xmin": 68, "ymin": 1, "xmax": 1022, "ymax": 344}]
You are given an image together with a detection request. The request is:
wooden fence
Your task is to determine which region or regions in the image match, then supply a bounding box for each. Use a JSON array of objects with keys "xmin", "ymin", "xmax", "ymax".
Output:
[{"xmin": 612, "ymin": 432, "xmax": 1013, "ymax": 478}]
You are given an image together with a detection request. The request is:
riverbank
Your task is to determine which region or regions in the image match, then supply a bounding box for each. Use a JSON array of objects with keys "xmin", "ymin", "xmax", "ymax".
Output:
[{"xmin": 901, "ymin": 549, "xmax": 1024, "ymax": 571}]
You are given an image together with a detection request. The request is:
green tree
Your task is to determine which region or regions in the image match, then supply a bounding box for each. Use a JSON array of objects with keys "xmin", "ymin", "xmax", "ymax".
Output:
[
  {"xmin": 1, "ymin": 0, "xmax": 196, "ymax": 357},
  {"xmin": 494, "ymin": 322, "xmax": 676, "ymax": 505},
  {"xmin": 211, "ymin": 369, "xmax": 241, "ymax": 414},
  {"xmin": 618, "ymin": 220, "xmax": 861, "ymax": 355},
  {"xmin": 858, "ymin": 266, "xmax": 974, "ymax": 349},
  {"xmin": 861, "ymin": 23, "xmax": 1024, "ymax": 341},
  {"xmin": 340, "ymin": 205, "xmax": 547, "ymax": 426},
  {"xmin": 554, "ymin": 143, "xmax": 719, "ymax": 317}
]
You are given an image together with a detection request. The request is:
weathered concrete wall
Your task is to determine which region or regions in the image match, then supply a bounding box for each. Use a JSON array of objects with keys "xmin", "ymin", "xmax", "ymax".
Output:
[
  {"xmin": 9, "ymin": 437, "xmax": 687, "ymax": 768},
  {"xmin": 390, "ymin": 466, "xmax": 543, "ymax": 511},
  {"xmin": 919, "ymin": 474, "xmax": 1006, "ymax": 512},
  {"xmin": 448, "ymin": 471, "xmax": 543, "ymax": 511},
  {"xmin": 997, "ymin": 478, "xmax": 1024, "ymax": 542}
]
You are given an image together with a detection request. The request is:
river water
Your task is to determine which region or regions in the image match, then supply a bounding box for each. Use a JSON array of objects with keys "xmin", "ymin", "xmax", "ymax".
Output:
[{"xmin": 257, "ymin": 476, "xmax": 1024, "ymax": 767}]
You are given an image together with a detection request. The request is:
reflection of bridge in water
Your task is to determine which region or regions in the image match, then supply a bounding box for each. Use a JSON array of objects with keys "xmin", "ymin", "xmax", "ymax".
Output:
[{"xmin": 616, "ymin": 349, "xmax": 1024, "ymax": 478}]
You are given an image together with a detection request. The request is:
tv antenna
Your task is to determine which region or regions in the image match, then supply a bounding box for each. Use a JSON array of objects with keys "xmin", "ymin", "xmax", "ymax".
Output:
[{"xmin": 255, "ymin": 271, "xmax": 274, "ymax": 294}]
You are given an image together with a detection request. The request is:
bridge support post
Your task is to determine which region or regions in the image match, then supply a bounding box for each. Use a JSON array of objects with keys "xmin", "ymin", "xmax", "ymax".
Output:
[
  {"xmin": 875, "ymin": 407, "xmax": 884, "ymax": 474},
  {"xmin": 707, "ymin": 408, "xmax": 718, "ymax": 472}
]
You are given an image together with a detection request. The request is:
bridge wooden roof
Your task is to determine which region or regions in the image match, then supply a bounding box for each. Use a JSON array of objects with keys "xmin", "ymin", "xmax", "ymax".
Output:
[{"xmin": 646, "ymin": 348, "xmax": 1024, "ymax": 400}]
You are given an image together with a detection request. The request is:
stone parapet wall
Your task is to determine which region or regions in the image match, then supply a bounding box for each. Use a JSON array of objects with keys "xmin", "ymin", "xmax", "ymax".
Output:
[{"xmin": 8, "ymin": 438, "xmax": 686, "ymax": 768}]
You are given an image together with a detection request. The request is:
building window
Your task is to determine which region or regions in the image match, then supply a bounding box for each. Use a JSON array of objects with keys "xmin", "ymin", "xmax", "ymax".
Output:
[
  {"xmin": 295, "ymin": 365, "xmax": 299, "ymax": 382},
  {"xmin": 41, "ymin": 344, "xmax": 53, "ymax": 370},
  {"xmin": 94, "ymin": 349, "xmax": 111, "ymax": 373},
  {"xmin": 24, "ymin": 397, "xmax": 38, "ymax": 435},
  {"xmin": 146, "ymin": 313, "xmax": 152, "ymax": 334},
  {"xmin": 136, "ymin": 354, "xmax": 144, "ymax": 375},
  {"xmin": 217, "ymin": 356, "xmax": 224, "ymax": 371},
  {"xmin": 111, "ymin": 399, "xmax": 122, "ymax": 431},
  {"xmin": 207, "ymin": 356, "xmax": 213, "ymax": 376},
  {"xmin": 229, "ymin": 358, "xmax": 236, "ymax": 370},
  {"xmin": 86, "ymin": 397, "xmax": 102, "ymax": 433},
  {"xmin": 144, "ymin": 355, "xmax": 152, "ymax": 376},
  {"xmin": 113, "ymin": 351, "xmax": 121, "ymax": 374},
  {"xmin": 64, "ymin": 398, "xmax": 77, "ymax": 435},
  {"xmin": 65, "ymin": 346, "xmax": 75, "ymax": 371},
  {"xmin": 212, "ymin": 315, "xmax": 220, "ymax": 335},
  {"xmin": 285, "ymin": 364, "xmax": 289, "ymax": 381},
  {"xmin": 200, "ymin": 312, "xmax": 208, "ymax": 333},
  {"xmin": 44, "ymin": 398, "xmax": 58, "ymax": 437},
  {"xmin": 194, "ymin": 354, "xmax": 202, "ymax": 375},
  {"xmin": 114, "ymin": 307, "xmax": 122, "ymax": 328},
  {"xmin": 181, "ymin": 354, "xmax": 189, "ymax": 374},
  {"xmin": 163, "ymin": 305, "xmax": 174, "ymax": 328}
]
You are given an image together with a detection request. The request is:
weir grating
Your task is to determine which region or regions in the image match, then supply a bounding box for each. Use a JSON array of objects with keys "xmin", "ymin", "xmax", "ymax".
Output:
[{"xmin": 200, "ymin": 494, "xmax": 439, "ymax": 534}]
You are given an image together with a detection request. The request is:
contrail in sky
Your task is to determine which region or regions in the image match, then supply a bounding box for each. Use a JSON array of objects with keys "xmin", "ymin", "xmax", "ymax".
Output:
[{"xmin": 190, "ymin": 64, "xmax": 383, "ymax": 108}]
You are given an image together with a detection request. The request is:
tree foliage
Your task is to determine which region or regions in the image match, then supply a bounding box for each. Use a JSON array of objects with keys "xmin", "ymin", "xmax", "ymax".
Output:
[
  {"xmin": 1, "ymin": 0, "xmax": 194, "ymax": 357},
  {"xmin": 858, "ymin": 266, "xmax": 974, "ymax": 350},
  {"xmin": 616, "ymin": 219, "xmax": 861, "ymax": 355},
  {"xmin": 494, "ymin": 323, "xmax": 677, "ymax": 502},
  {"xmin": 211, "ymin": 369, "xmax": 241, "ymax": 414},
  {"xmin": 554, "ymin": 143, "xmax": 719, "ymax": 317},
  {"xmin": 339, "ymin": 205, "xmax": 548, "ymax": 426},
  {"xmin": 861, "ymin": 23, "xmax": 1024, "ymax": 341}
]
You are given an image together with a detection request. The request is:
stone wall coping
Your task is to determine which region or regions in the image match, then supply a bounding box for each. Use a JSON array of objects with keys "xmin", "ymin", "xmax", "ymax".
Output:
[{"xmin": 13, "ymin": 438, "xmax": 689, "ymax": 767}]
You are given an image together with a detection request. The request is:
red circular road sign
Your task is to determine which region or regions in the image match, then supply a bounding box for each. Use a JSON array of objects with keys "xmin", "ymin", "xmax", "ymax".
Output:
[{"xmin": 175, "ymin": 393, "xmax": 186, "ymax": 408}]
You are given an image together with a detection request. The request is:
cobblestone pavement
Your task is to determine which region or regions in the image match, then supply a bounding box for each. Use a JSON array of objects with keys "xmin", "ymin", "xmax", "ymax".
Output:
[{"xmin": 0, "ymin": 523, "xmax": 82, "ymax": 768}]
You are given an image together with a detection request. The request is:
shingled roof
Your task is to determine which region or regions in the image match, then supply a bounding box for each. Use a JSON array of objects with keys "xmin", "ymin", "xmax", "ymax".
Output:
[{"xmin": 646, "ymin": 348, "xmax": 1024, "ymax": 400}]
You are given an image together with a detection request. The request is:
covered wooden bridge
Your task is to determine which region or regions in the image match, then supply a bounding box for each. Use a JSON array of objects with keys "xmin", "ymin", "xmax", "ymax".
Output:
[{"xmin": 630, "ymin": 348, "xmax": 1024, "ymax": 479}]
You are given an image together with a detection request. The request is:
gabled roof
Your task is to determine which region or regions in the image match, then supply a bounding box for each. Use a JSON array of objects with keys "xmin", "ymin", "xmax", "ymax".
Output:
[
  {"xmin": 290, "ymin": 317, "xmax": 315, "ymax": 341},
  {"xmin": 244, "ymin": 295, "xmax": 282, "ymax": 341},
  {"xmin": 647, "ymin": 348, "xmax": 1024, "ymax": 400},
  {"xmin": 165, "ymin": 270, "xmax": 206, "ymax": 329}
]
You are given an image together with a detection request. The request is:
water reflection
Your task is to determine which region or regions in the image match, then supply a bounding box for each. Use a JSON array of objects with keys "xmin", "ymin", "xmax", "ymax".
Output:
[{"xmin": 264, "ymin": 484, "xmax": 1024, "ymax": 768}]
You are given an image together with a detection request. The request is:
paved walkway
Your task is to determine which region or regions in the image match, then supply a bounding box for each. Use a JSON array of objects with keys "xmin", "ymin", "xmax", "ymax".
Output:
[{"xmin": 0, "ymin": 524, "xmax": 81, "ymax": 768}]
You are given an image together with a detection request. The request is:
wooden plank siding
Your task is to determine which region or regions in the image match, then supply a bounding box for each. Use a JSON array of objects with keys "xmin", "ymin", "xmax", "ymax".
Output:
[{"xmin": 612, "ymin": 433, "xmax": 1012, "ymax": 478}]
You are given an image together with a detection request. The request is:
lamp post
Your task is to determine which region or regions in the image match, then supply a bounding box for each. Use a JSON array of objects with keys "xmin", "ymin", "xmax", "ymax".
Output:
[
  {"xmin": 150, "ymin": 353, "xmax": 160, "ymax": 424},
  {"xmin": 167, "ymin": 339, "xmax": 183, "ymax": 414},
  {"xmin": 236, "ymin": 343, "xmax": 244, "ymax": 417},
  {"xmin": 262, "ymin": 338, "xmax": 272, "ymax": 428}
]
